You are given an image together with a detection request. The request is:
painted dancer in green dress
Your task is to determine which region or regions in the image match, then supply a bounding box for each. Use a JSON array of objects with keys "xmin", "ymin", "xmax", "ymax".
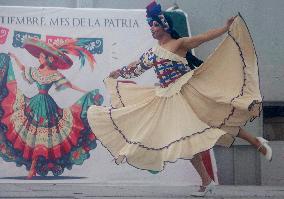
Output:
[{"xmin": 0, "ymin": 38, "xmax": 102, "ymax": 179}]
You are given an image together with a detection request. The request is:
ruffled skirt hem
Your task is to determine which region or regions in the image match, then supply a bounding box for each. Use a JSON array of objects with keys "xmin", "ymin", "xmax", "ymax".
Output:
[{"xmin": 87, "ymin": 14, "xmax": 262, "ymax": 171}]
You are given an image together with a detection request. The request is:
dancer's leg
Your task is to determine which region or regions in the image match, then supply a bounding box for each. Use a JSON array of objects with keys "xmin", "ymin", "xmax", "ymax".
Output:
[
  {"xmin": 190, "ymin": 152, "xmax": 212, "ymax": 187},
  {"xmin": 27, "ymin": 158, "xmax": 37, "ymax": 179},
  {"xmin": 237, "ymin": 128, "xmax": 267, "ymax": 155}
]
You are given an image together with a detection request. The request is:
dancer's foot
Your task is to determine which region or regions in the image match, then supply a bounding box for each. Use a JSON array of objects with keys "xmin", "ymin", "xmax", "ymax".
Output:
[
  {"xmin": 191, "ymin": 180, "xmax": 216, "ymax": 197},
  {"xmin": 26, "ymin": 158, "xmax": 37, "ymax": 180},
  {"xmin": 256, "ymin": 137, "xmax": 272, "ymax": 162},
  {"xmin": 26, "ymin": 169, "xmax": 36, "ymax": 180}
]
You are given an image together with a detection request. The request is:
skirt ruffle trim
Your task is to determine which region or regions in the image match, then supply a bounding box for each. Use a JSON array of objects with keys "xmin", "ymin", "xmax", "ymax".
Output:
[
  {"xmin": 88, "ymin": 105, "xmax": 226, "ymax": 171},
  {"xmin": 87, "ymin": 13, "xmax": 262, "ymax": 171}
]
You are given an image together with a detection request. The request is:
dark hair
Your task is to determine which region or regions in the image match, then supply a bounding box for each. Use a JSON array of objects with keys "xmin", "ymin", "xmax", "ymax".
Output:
[
  {"xmin": 39, "ymin": 52, "xmax": 57, "ymax": 70},
  {"xmin": 163, "ymin": 12, "xmax": 203, "ymax": 69}
]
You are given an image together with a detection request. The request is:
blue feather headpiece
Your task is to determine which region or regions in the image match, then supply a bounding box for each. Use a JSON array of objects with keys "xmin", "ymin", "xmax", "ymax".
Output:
[{"xmin": 146, "ymin": 1, "xmax": 170, "ymax": 31}]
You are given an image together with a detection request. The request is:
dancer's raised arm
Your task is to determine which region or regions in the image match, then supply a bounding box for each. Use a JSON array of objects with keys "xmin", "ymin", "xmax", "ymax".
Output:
[
  {"xmin": 55, "ymin": 73, "xmax": 88, "ymax": 93},
  {"xmin": 8, "ymin": 52, "xmax": 25, "ymax": 71},
  {"xmin": 180, "ymin": 16, "xmax": 235, "ymax": 50},
  {"xmin": 65, "ymin": 82, "xmax": 88, "ymax": 93}
]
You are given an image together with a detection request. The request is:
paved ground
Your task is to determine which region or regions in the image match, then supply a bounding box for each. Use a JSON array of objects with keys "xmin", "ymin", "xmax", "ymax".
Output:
[{"xmin": 0, "ymin": 183, "xmax": 284, "ymax": 199}]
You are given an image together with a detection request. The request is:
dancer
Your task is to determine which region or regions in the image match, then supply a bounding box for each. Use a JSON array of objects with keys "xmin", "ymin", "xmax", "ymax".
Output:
[
  {"xmin": 87, "ymin": 1, "xmax": 272, "ymax": 197},
  {"xmin": 0, "ymin": 38, "xmax": 101, "ymax": 179}
]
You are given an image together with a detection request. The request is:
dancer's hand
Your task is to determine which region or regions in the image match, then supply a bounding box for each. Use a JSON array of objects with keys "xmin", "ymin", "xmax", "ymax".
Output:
[
  {"xmin": 8, "ymin": 52, "xmax": 16, "ymax": 58},
  {"xmin": 8, "ymin": 52, "xmax": 25, "ymax": 71},
  {"xmin": 225, "ymin": 16, "xmax": 236, "ymax": 30},
  {"xmin": 109, "ymin": 69, "xmax": 120, "ymax": 79}
]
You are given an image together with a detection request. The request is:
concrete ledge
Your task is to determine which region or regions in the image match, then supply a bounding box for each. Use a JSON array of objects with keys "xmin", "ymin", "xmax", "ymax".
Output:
[
  {"xmin": 0, "ymin": 184, "xmax": 284, "ymax": 198},
  {"xmin": 214, "ymin": 145, "xmax": 261, "ymax": 185},
  {"xmin": 261, "ymin": 141, "xmax": 284, "ymax": 185}
]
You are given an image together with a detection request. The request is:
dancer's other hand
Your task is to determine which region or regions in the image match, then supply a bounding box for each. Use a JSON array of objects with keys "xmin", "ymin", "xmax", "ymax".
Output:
[
  {"xmin": 225, "ymin": 16, "xmax": 236, "ymax": 31},
  {"xmin": 109, "ymin": 69, "xmax": 120, "ymax": 79},
  {"xmin": 8, "ymin": 52, "xmax": 16, "ymax": 58}
]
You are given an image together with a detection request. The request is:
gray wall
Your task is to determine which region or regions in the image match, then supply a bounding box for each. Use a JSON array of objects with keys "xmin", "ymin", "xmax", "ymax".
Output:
[{"xmin": 1, "ymin": 0, "xmax": 283, "ymax": 185}]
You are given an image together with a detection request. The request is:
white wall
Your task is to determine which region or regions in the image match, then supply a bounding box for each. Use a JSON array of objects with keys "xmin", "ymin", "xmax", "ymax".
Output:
[
  {"xmin": 0, "ymin": 5, "xmax": 201, "ymax": 185},
  {"xmin": 1, "ymin": 0, "xmax": 283, "ymax": 185}
]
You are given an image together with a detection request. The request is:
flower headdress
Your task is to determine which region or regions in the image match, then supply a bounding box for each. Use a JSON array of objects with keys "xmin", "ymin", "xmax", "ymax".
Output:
[
  {"xmin": 145, "ymin": 1, "xmax": 204, "ymax": 69},
  {"xmin": 57, "ymin": 39, "xmax": 96, "ymax": 70},
  {"xmin": 23, "ymin": 38, "xmax": 95, "ymax": 70},
  {"xmin": 146, "ymin": 1, "xmax": 170, "ymax": 32}
]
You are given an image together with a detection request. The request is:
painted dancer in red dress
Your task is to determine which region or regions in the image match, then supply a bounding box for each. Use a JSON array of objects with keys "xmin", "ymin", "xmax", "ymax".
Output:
[{"xmin": 0, "ymin": 38, "xmax": 102, "ymax": 179}]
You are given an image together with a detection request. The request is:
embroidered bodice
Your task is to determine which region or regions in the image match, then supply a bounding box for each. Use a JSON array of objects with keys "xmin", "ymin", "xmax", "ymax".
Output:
[
  {"xmin": 23, "ymin": 67, "xmax": 69, "ymax": 92},
  {"xmin": 119, "ymin": 45, "xmax": 196, "ymax": 88}
]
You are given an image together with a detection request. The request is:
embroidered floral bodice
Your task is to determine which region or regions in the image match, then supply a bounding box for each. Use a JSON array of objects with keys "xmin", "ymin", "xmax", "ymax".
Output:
[
  {"xmin": 24, "ymin": 67, "xmax": 69, "ymax": 92},
  {"xmin": 119, "ymin": 45, "xmax": 196, "ymax": 88}
]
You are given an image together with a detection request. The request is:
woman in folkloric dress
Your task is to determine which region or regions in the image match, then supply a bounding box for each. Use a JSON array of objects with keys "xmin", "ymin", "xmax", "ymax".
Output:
[
  {"xmin": 87, "ymin": 1, "xmax": 272, "ymax": 197},
  {"xmin": 0, "ymin": 38, "xmax": 103, "ymax": 179}
]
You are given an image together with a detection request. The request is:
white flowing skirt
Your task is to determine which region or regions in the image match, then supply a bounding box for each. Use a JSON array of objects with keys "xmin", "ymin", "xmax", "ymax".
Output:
[{"xmin": 87, "ymin": 15, "xmax": 262, "ymax": 171}]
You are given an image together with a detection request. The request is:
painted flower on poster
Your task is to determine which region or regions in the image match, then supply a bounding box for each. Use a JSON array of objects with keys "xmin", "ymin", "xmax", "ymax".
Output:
[
  {"xmin": 0, "ymin": 26, "xmax": 9, "ymax": 44},
  {"xmin": 46, "ymin": 35, "xmax": 73, "ymax": 47},
  {"xmin": 70, "ymin": 148, "xmax": 89, "ymax": 165},
  {"xmin": 12, "ymin": 31, "xmax": 41, "ymax": 48},
  {"xmin": 78, "ymin": 38, "xmax": 103, "ymax": 54}
]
